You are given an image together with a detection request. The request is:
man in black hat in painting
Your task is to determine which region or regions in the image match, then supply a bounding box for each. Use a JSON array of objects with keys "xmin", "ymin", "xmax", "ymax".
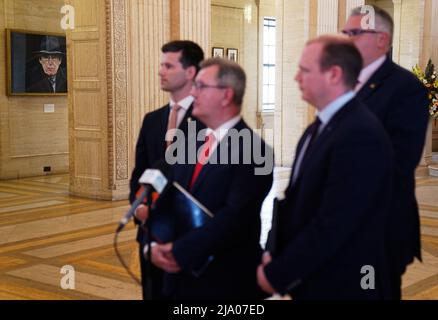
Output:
[{"xmin": 27, "ymin": 35, "xmax": 67, "ymax": 93}]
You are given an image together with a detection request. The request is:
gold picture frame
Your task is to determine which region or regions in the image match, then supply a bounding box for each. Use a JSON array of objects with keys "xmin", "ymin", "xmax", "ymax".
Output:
[{"xmin": 6, "ymin": 29, "xmax": 68, "ymax": 96}]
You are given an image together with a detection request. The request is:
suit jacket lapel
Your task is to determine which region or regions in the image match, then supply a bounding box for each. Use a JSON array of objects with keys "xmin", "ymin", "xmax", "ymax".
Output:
[
  {"xmin": 357, "ymin": 58, "xmax": 393, "ymax": 102},
  {"xmin": 285, "ymin": 128, "xmax": 312, "ymax": 194},
  {"xmin": 178, "ymin": 127, "xmax": 205, "ymax": 190},
  {"xmin": 178, "ymin": 104, "xmax": 194, "ymax": 133},
  {"xmin": 159, "ymin": 104, "xmax": 171, "ymax": 152},
  {"xmin": 190, "ymin": 120, "xmax": 245, "ymax": 193},
  {"xmin": 292, "ymin": 99, "xmax": 357, "ymax": 187},
  {"xmin": 176, "ymin": 103, "xmax": 208, "ymax": 189},
  {"xmin": 176, "ymin": 162, "xmax": 196, "ymax": 190}
]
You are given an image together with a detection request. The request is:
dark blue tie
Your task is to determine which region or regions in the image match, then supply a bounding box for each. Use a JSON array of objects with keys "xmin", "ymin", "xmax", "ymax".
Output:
[
  {"xmin": 287, "ymin": 116, "xmax": 322, "ymax": 191},
  {"xmin": 305, "ymin": 117, "xmax": 322, "ymax": 153}
]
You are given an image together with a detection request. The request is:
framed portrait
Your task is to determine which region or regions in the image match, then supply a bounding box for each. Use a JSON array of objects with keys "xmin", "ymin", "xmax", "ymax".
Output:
[
  {"xmin": 227, "ymin": 48, "xmax": 238, "ymax": 62},
  {"xmin": 6, "ymin": 29, "xmax": 67, "ymax": 96},
  {"xmin": 212, "ymin": 47, "xmax": 224, "ymax": 58}
]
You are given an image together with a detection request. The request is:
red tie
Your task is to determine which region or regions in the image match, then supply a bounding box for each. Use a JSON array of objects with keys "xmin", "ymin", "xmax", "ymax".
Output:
[{"xmin": 189, "ymin": 133, "xmax": 215, "ymax": 190}]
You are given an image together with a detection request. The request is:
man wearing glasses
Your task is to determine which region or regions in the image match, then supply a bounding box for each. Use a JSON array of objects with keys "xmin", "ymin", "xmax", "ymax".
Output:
[
  {"xmin": 150, "ymin": 58, "xmax": 274, "ymax": 299},
  {"xmin": 343, "ymin": 6, "xmax": 429, "ymax": 299},
  {"xmin": 27, "ymin": 36, "xmax": 67, "ymax": 93}
]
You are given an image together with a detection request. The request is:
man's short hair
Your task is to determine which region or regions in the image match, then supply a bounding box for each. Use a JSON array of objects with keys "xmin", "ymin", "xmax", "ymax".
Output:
[
  {"xmin": 307, "ymin": 36, "xmax": 363, "ymax": 89},
  {"xmin": 161, "ymin": 40, "xmax": 204, "ymax": 72},
  {"xmin": 350, "ymin": 5, "xmax": 394, "ymax": 44},
  {"xmin": 200, "ymin": 58, "xmax": 246, "ymax": 106}
]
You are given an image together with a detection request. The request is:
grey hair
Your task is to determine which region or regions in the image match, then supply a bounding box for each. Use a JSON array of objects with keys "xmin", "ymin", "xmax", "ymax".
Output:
[
  {"xmin": 351, "ymin": 5, "xmax": 394, "ymax": 45},
  {"xmin": 200, "ymin": 58, "xmax": 246, "ymax": 107}
]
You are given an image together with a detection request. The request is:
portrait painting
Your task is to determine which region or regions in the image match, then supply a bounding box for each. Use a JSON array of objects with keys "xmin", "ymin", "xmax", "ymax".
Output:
[{"xmin": 6, "ymin": 29, "xmax": 67, "ymax": 96}]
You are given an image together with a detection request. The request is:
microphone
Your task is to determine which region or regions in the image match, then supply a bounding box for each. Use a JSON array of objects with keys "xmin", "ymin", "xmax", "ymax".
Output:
[{"xmin": 116, "ymin": 161, "xmax": 170, "ymax": 233}]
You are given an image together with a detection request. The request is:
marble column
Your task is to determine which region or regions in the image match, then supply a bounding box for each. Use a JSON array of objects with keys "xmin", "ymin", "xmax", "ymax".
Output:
[
  {"xmin": 68, "ymin": 0, "xmax": 210, "ymax": 200},
  {"xmin": 170, "ymin": 0, "xmax": 210, "ymax": 53},
  {"xmin": 274, "ymin": 0, "xmax": 315, "ymax": 166}
]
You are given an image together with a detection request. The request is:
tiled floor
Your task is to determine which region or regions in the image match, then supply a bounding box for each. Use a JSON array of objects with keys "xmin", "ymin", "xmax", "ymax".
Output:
[{"xmin": 0, "ymin": 170, "xmax": 437, "ymax": 299}]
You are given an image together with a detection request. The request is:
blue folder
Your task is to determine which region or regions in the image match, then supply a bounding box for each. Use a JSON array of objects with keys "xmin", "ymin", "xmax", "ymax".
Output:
[
  {"xmin": 148, "ymin": 182, "xmax": 214, "ymax": 276},
  {"xmin": 148, "ymin": 182, "xmax": 213, "ymax": 244}
]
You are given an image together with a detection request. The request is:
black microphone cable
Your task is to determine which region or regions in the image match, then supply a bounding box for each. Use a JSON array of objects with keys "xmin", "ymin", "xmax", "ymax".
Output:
[
  {"xmin": 113, "ymin": 160, "xmax": 172, "ymax": 291},
  {"xmin": 113, "ymin": 188, "xmax": 150, "ymax": 287},
  {"xmin": 113, "ymin": 229, "xmax": 142, "ymax": 286}
]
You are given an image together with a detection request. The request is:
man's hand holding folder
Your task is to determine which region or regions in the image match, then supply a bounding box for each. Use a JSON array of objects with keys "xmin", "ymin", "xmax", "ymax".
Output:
[
  {"xmin": 151, "ymin": 242, "xmax": 181, "ymax": 274},
  {"xmin": 139, "ymin": 181, "xmax": 214, "ymax": 276}
]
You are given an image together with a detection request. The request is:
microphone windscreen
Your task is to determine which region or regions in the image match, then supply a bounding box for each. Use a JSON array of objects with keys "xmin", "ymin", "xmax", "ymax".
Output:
[{"xmin": 149, "ymin": 160, "xmax": 173, "ymax": 210}]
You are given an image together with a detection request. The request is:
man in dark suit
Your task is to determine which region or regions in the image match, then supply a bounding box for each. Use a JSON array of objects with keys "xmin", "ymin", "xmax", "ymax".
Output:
[
  {"xmin": 129, "ymin": 40, "xmax": 204, "ymax": 300},
  {"xmin": 27, "ymin": 65, "xmax": 67, "ymax": 93},
  {"xmin": 27, "ymin": 36, "xmax": 67, "ymax": 93},
  {"xmin": 257, "ymin": 36, "xmax": 393, "ymax": 300},
  {"xmin": 150, "ymin": 58, "xmax": 274, "ymax": 299},
  {"xmin": 343, "ymin": 6, "xmax": 429, "ymax": 299}
]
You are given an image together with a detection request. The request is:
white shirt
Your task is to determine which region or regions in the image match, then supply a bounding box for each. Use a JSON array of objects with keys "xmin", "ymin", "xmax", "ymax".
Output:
[
  {"xmin": 169, "ymin": 95, "xmax": 194, "ymax": 128},
  {"xmin": 204, "ymin": 115, "xmax": 242, "ymax": 159},
  {"xmin": 356, "ymin": 55, "xmax": 386, "ymax": 92},
  {"xmin": 142, "ymin": 114, "xmax": 241, "ymax": 255},
  {"xmin": 317, "ymin": 91, "xmax": 356, "ymax": 132}
]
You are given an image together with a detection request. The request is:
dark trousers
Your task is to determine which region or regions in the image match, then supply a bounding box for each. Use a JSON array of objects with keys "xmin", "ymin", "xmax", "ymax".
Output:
[
  {"xmin": 388, "ymin": 266, "xmax": 402, "ymax": 300},
  {"xmin": 139, "ymin": 244, "xmax": 167, "ymax": 300},
  {"xmin": 386, "ymin": 239, "xmax": 413, "ymax": 300}
]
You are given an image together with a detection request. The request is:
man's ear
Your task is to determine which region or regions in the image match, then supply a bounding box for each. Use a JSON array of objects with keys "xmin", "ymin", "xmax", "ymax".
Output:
[
  {"xmin": 328, "ymin": 65, "xmax": 343, "ymax": 85},
  {"xmin": 377, "ymin": 32, "xmax": 391, "ymax": 51},
  {"xmin": 222, "ymin": 87, "xmax": 234, "ymax": 106},
  {"xmin": 186, "ymin": 65, "xmax": 197, "ymax": 81}
]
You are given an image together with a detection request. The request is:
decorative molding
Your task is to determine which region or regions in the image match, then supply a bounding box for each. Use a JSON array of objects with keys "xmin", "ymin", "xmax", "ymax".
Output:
[
  {"xmin": 105, "ymin": 0, "xmax": 115, "ymax": 187},
  {"xmin": 113, "ymin": 0, "xmax": 129, "ymax": 182},
  {"xmin": 106, "ymin": 0, "xmax": 129, "ymax": 184}
]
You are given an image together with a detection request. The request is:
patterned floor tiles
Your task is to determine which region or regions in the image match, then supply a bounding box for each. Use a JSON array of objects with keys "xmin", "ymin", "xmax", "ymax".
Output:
[{"xmin": 0, "ymin": 171, "xmax": 437, "ymax": 300}]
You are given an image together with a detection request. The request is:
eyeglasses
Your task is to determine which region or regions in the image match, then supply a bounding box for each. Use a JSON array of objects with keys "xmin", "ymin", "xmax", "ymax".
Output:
[
  {"xmin": 40, "ymin": 55, "xmax": 61, "ymax": 63},
  {"xmin": 192, "ymin": 82, "xmax": 228, "ymax": 91},
  {"xmin": 341, "ymin": 29, "xmax": 381, "ymax": 37}
]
